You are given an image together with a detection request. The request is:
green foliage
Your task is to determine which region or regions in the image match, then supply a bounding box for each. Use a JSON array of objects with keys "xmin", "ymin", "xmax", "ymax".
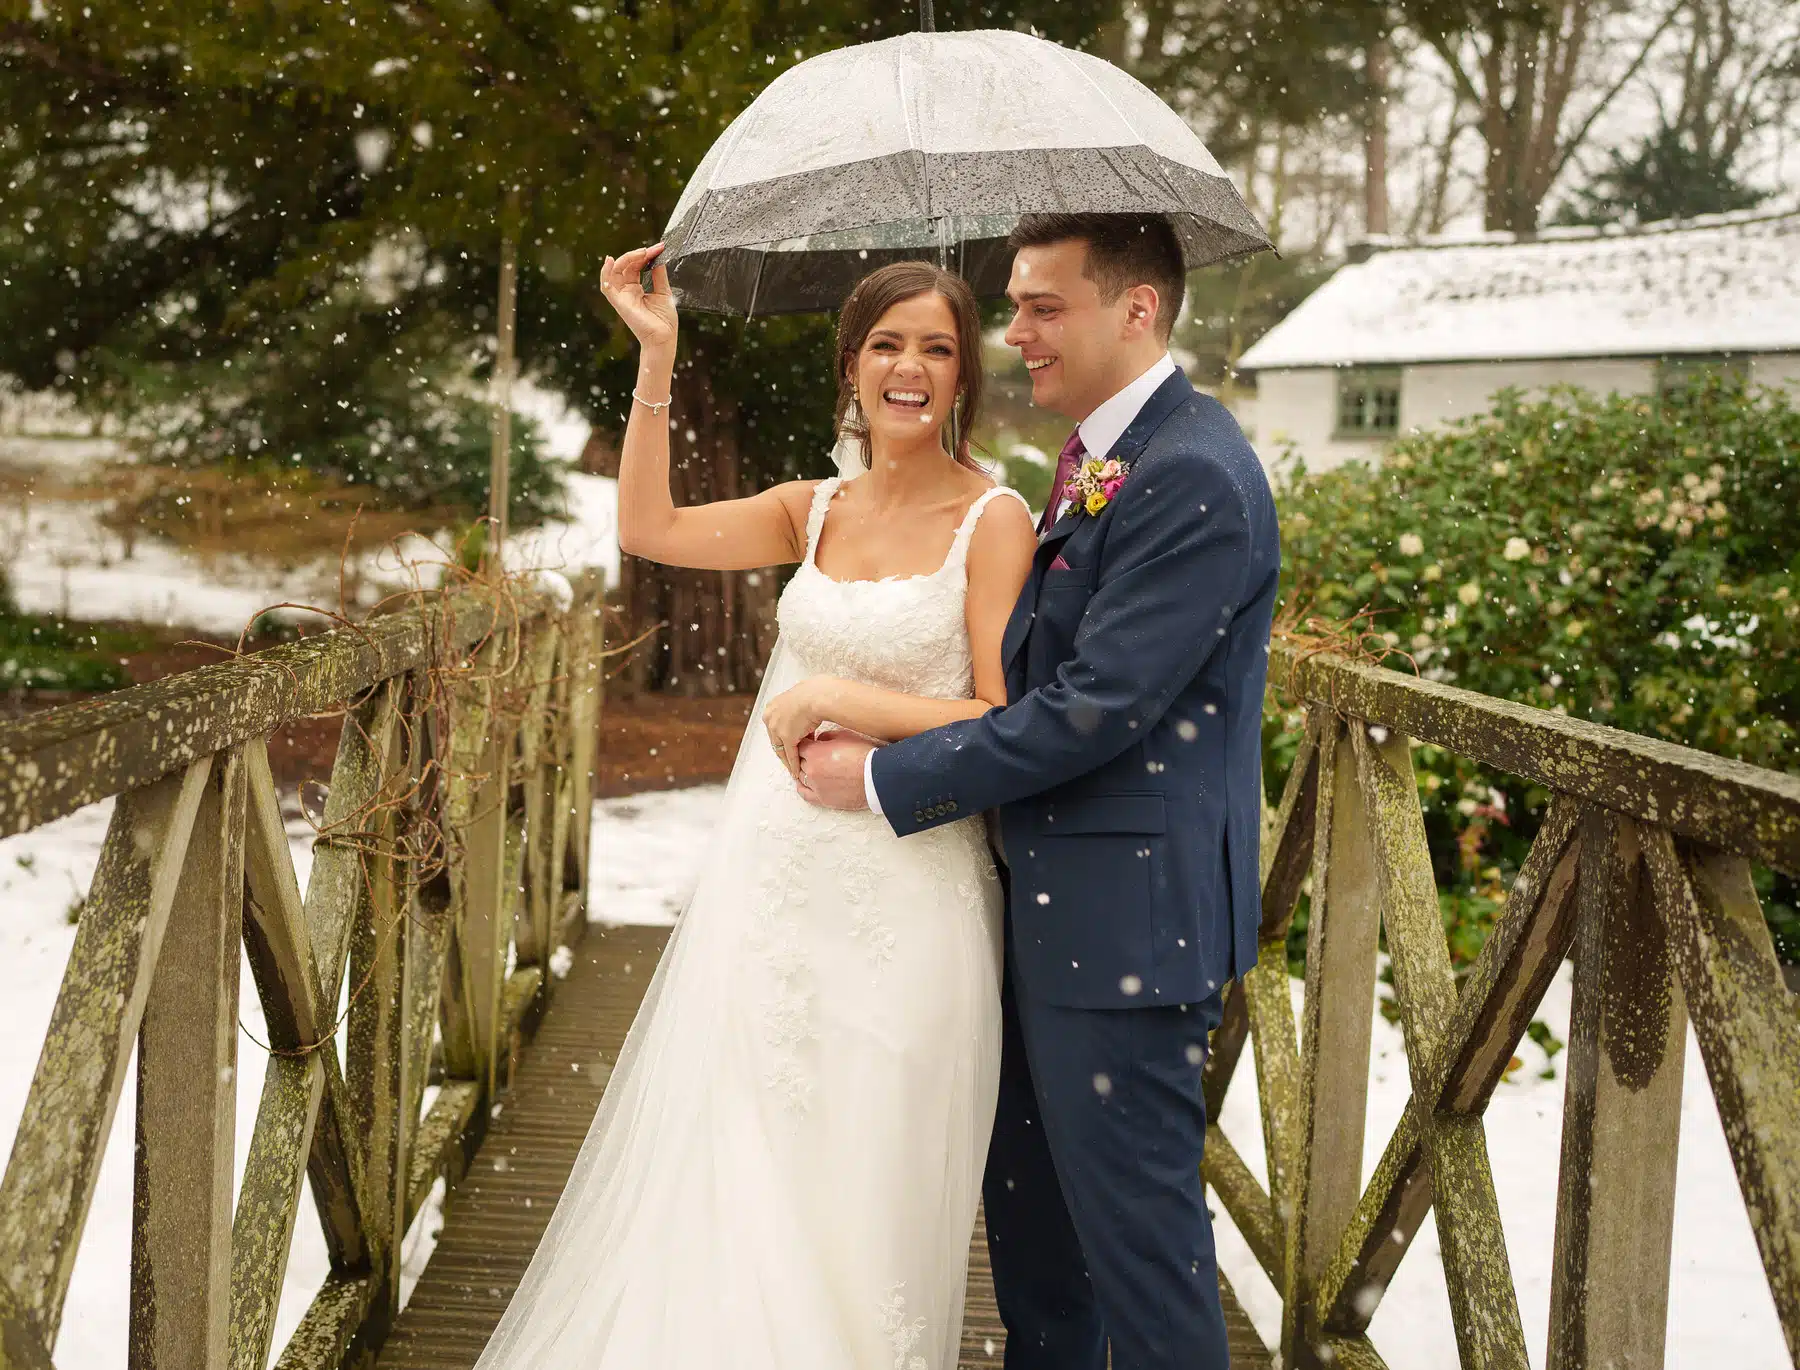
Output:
[
  {"xmin": 1553, "ymin": 122, "xmax": 1771, "ymax": 227},
  {"xmin": 1270, "ymin": 373, "xmax": 1800, "ymax": 964},
  {"xmin": 0, "ymin": 612, "xmax": 145, "ymax": 692},
  {"xmin": 87, "ymin": 304, "xmax": 561, "ymax": 521},
  {"xmin": 1115, "ymin": 0, "xmax": 1388, "ymax": 165},
  {"xmin": 1282, "ymin": 373, "xmax": 1799, "ymax": 766},
  {"xmin": 0, "ymin": 0, "xmax": 1103, "ymax": 507}
]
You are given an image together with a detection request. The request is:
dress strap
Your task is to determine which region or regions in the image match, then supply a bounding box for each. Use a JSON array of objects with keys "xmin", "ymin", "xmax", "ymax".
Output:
[
  {"xmin": 801, "ymin": 476, "xmax": 844, "ymax": 567},
  {"xmin": 944, "ymin": 486, "xmax": 1030, "ymax": 572}
]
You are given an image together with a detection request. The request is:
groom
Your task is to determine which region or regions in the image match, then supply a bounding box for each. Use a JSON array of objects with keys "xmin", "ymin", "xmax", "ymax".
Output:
[{"xmin": 797, "ymin": 212, "xmax": 1279, "ymax": 1369}]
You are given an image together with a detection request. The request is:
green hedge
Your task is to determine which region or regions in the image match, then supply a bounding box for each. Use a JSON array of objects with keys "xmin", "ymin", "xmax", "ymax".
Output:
[{"xmin": 1268, "ymin": 371, "xmax": 1800, "ymax": 981}]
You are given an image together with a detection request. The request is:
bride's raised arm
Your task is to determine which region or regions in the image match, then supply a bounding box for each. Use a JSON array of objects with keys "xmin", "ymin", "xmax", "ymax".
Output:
[
  {"xmin": 600, "ymin": 244, "xmax": 817, "ymax": 571},
  {"xmin": 761, "ymin": 495, "xmax": 1036, "ymax": 773}
]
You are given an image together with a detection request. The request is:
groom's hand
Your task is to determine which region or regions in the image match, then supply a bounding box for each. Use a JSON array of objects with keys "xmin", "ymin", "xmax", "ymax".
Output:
[{"xmin": 795, "ymin": 734, "xmax": 874, "ymax": 811}]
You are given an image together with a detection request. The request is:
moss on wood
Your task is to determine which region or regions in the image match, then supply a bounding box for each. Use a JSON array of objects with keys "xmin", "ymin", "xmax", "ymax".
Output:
[
  {"xmin": 0, "ymin": 761, "xmax": 210, "ymax": 1338},
  {"xmin": 0, "ymin": 588, "xmax": 516, "ymax": 839},
  {"xmin": 1274, "ymin": 645, "xmax": 1800, "ymax": 874}
]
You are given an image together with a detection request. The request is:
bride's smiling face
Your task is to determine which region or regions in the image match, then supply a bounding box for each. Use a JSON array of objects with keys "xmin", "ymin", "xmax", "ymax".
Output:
[{"xmin": 849, "ymin": 291, "xmax": 962, "ymax": 453}]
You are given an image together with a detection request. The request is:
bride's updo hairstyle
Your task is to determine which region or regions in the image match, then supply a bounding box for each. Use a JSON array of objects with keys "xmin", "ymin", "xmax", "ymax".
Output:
[{"xmin": 833, "ymin": 261, "xmax": 987, "ymax": 472}]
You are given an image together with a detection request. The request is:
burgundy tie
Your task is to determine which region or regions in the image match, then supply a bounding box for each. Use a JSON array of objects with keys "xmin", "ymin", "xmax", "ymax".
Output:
[{"xmin": 1039, "ymin": 429, "xmax": 1086, "ymax": 534}]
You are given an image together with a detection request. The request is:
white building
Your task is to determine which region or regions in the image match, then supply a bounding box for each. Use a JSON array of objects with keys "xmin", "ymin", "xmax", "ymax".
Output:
[{"xmin": 1237, "ymin": 205, "xmax": 1800, "ymax": 473}]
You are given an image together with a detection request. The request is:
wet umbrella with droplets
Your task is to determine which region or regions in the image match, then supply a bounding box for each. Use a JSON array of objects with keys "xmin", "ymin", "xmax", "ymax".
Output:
[{"xmin": 659, "ymin": 17, "xmax": 1271, "ymax": 316}]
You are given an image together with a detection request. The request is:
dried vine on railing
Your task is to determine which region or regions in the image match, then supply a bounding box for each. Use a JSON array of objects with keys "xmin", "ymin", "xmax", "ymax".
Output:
[{"xmin": 0, "ymin": 547, "xmax": 605, "ymax": 1370}]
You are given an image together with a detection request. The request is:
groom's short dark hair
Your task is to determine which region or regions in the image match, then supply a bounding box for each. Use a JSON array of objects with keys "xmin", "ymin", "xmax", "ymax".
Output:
[{"xmin": 1009, "ymin": 213, "xmax": 1186, "ymax": 341}]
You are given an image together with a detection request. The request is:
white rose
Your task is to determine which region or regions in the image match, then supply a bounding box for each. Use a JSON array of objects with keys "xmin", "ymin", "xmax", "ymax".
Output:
[
  {"xmin": 1457, "ymin": 581, "xmax": 1482, "ymax": 606},
  {"xmin": 1503, "ymin": 536, "xmax": 1530, "ymax": 561},
  {"xmin": 1398, "ymin": 532, "xmax": 1424, "ymax": 557}
]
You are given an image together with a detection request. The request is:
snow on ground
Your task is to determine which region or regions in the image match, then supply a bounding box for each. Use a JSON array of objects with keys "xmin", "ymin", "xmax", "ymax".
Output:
[
  {"xmin": 0, "ymin": 471, "xmax": 619, "ymax": 635},
  {"xmin": 586, "ymin": 786, "xmax": 727, "ymax": 926},
  {"xmin": 1211, "ymin": 971, "xmax": 1788, "ymax": 1368},
  {"xmin": 1, "ymin": 781, "xmax": 1785, "ymax": 1366},
  {"xmin": 2, "ymin": 379, "xmax": 617, "ymax": 636}
]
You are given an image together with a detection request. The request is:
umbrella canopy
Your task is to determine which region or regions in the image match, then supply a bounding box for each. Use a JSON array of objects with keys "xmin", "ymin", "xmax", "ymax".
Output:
[{"xmin": 662, "ymin": 29, "xmax": 1271, "ymax": 315}]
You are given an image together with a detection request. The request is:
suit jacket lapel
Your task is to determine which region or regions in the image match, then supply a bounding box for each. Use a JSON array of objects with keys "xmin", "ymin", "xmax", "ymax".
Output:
[{"xmin": 1004, "ymin": 370, "xmax": 1196, "ymax": 677}]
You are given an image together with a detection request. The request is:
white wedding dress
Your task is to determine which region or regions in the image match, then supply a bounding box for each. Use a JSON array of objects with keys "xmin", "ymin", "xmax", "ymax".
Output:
[{"xmin": 474, "ymin": 474, "xmax": 1027, "ymax": 1370}]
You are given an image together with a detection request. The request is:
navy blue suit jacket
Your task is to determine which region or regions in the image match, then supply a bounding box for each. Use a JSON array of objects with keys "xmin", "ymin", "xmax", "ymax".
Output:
[{"xmin": 870, "ymin": 371, "xmax": 1280, "ymax": 1009}]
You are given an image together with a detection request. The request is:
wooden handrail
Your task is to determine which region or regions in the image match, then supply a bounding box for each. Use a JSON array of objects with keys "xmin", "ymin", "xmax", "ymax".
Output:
[
  {"xmin": 0, "ymin": 583, "xmax": 589, "ymax": 839},
  {"xmin": 1220, "ymin": 653, "xmax": 1800, "ymax": 1369},
  {"xmin": 1273, "ymin": 644, "xmax": 1800, "ymax": 874}
]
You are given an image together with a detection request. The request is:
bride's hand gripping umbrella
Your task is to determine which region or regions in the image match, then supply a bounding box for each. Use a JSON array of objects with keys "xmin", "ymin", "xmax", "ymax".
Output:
[{"xmin": 597, "ymin": 243, "xmax": 678, "ymax": 350}]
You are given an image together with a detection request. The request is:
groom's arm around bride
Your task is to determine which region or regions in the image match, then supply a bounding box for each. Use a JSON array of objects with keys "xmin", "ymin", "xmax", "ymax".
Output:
[
  {"xmin": 798, "ymin": 212, "xmax": 1279, "ymax": 1370},
  {"xmin": 802, "ymin": 213, "xmax": 1280, "ymax": 1013}
]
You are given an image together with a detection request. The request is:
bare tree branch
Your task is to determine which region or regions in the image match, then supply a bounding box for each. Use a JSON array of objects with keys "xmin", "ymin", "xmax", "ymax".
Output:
[{"xmin": 1546, "ymin": 0, "xmax": 1686, "ymax": 191}]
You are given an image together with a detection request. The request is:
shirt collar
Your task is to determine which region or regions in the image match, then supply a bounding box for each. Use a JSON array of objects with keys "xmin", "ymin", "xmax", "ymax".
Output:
[{"xmin": 1076, "ymin": 352, "xmax": 1179, "ymax": 462}]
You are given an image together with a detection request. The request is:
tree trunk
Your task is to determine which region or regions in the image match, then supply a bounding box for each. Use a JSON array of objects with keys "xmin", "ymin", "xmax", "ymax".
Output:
[
  {"xmin": 616, "ymin": 340, "xmax": 779, "ymax": 696},
  {"xmin": 1363, "ymin": 38, "xmax": 1391, "ymax": 238}
]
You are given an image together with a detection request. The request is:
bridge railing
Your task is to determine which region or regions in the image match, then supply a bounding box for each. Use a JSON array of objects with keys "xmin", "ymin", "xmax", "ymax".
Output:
[
  {"xmin": 1208, "ymin": 645, "xmax": 1800, "ymax": 1369},
  {"xmin": 0, "ymin": 576, "xmax": 603, "ymax": 1370}
]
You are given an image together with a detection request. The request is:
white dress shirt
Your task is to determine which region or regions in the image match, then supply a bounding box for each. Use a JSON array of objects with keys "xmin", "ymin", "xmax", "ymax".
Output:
[{"xmin": 863, "ymin": 352, "xmax": 1182, "ymax": 816}]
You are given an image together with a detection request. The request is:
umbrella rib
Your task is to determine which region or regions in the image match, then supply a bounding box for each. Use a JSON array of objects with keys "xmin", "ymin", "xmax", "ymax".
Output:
[
  {"xmin": 894, "ymin": 35, "xmax": 931, "ymax": 221},
  {"xmin": 746, "ymin": 251, "xmax": 767, "ymax": 319}
]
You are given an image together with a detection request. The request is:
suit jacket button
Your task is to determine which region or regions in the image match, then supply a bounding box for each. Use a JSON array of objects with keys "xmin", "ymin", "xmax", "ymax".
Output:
[{"xmin": 948, "ymin": 801, "xmax": 958, "ymax": 813}]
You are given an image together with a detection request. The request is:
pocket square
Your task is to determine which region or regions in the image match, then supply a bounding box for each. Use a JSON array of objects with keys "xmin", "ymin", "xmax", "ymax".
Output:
[{"xmin": 1050, "ymin": 553, "xmax": 1073, "ymax": 571}]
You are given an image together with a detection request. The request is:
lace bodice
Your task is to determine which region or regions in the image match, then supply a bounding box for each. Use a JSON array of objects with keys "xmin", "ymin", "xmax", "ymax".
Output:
[{"xmin": 777, "ymin": 476, "xmax": 1028, "ymax": 700}]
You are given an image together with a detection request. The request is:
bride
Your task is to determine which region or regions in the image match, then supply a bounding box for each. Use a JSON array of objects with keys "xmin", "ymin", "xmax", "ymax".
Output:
[{"xmin": 472, "ymin": 243, "xmax": 1037, "ymax": 1369}]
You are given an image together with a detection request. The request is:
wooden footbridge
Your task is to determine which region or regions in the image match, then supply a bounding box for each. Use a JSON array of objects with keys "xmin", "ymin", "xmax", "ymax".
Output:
[{"xmin": 0, "ymin": 579, "xmax": 1797, "ymax": 1369}]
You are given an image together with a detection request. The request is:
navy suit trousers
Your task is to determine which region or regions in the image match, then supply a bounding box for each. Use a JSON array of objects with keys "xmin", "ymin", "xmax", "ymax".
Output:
[{"xmin": 982, "ymin": 908, "xmax": 1228, "ymax": 1370}]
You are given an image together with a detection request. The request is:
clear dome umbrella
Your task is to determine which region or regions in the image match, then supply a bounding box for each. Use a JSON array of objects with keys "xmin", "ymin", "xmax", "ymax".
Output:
[{"xmin": 660, "ymin": 24, "xmax": 1271, "ymax": 316}]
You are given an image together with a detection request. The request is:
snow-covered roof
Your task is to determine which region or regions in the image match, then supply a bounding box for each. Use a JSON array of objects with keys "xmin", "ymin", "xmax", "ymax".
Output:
[{"xmin": 1238, "ymin": 205, "xmax": 1800, "ymax": 371}]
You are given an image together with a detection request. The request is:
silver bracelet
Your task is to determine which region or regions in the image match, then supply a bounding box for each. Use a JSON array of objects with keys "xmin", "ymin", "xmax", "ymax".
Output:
[{"xmin": 632, "ymin": 389, "xmax": 673, "ymax": 414}]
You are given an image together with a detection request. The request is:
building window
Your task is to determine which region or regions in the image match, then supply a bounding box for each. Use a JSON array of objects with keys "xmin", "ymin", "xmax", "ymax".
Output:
[
  {"xmin": 1657, "ymin": 353, "xmax": 1746, "ymax": 396},
  {"xmin": 1335, "ymin": 368, "xmax": 1402, "ymax": 438}
]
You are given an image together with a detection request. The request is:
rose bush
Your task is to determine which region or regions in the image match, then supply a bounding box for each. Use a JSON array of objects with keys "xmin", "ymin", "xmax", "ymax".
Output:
[{"xmin": 1266, "ymin": 371, "xmax": 1800, "ymax": 981}]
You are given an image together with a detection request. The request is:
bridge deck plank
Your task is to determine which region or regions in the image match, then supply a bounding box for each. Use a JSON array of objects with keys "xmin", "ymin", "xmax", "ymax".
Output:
[{"xmin": 375, "ymin": 923, "xmax": 1269, "ymax": 1369}]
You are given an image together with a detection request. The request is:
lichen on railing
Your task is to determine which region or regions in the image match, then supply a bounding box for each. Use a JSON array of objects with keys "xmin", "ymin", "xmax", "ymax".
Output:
[
  {"xmin": 1208, "ymin": 644, "xmax": 1800, "ymax": 1369},
  {"xmin": 0, "ymin": 557, "xmax": 604, "ymax": 1370}
]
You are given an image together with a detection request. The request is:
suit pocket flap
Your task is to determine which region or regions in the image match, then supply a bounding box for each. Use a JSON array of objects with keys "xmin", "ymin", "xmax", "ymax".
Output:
[{"xmin": 1039, "ymin": 793, "xmax": 1166, "ymax": 835}]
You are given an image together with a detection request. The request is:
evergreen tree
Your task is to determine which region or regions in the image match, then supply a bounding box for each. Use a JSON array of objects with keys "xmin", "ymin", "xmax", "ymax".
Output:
[
  {"xmin": 0, "ymin": 0, "xmax": 1102, "ymax": 692},
  {"xmin": 1554, "ymin": 121, "xmax": 1772, "ymax": 227}
]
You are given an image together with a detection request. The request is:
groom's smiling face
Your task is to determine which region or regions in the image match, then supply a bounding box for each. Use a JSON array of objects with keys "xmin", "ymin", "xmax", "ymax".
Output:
[{"xmin": 1004, "ymin": 239, "xmax": 1147, "ymax": 423}]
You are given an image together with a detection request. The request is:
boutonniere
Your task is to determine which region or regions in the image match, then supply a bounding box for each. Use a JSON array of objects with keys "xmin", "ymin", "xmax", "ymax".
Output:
[{"xmin": 1063, "ymin": 456, "xmax": 1130, "ymax": 517}]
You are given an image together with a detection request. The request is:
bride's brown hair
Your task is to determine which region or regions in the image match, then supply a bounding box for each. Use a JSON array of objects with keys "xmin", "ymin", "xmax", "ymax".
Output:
[{"xmin": 832, "ymin": 261, "xmax": 986, "ymax": 472}]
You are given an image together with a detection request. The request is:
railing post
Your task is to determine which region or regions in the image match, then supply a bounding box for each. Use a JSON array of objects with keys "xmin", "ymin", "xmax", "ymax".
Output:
[
  {"xmin": 1645, "ymin": 833, "xmax": 1800, "ymax": 1359},
  {"xmin": 1549, "ymin": 812, "xmax": 1686, "ymax": 1369},
  {"xmin": 346, "ymin": 722, "xmax": 414, "ymax": 1339},
  {"xmin": 1283, "ymin": 716, "xmax": 1382, "ymax": 1366},
  {"xmin": 442, "ymin": 637, "xmax": 517, "ymax": 1097},
  {"xmin": 515, "ymin": 622, "xmax": 562, "ymax": 969},
  {"xmin": 0, "ymin": 759, "xmax": 212, "ymax": 1342},
  {"xmin": 563, "ymin": 590, "xmax": 604, "ymax": 932},
  {"xmin": 130, "ymin": 747, "xmax": 246, "ymax": 1370}
]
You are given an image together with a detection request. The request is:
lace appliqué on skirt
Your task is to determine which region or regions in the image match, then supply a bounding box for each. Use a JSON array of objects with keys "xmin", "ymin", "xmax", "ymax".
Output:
[
  {"xmin": 750, "ymin": 816, "xmax": 818, "ymax": 1114},
  {"xmin": 877, "ymin": 1284, "xmax": 930, "ymax": 1370}
]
